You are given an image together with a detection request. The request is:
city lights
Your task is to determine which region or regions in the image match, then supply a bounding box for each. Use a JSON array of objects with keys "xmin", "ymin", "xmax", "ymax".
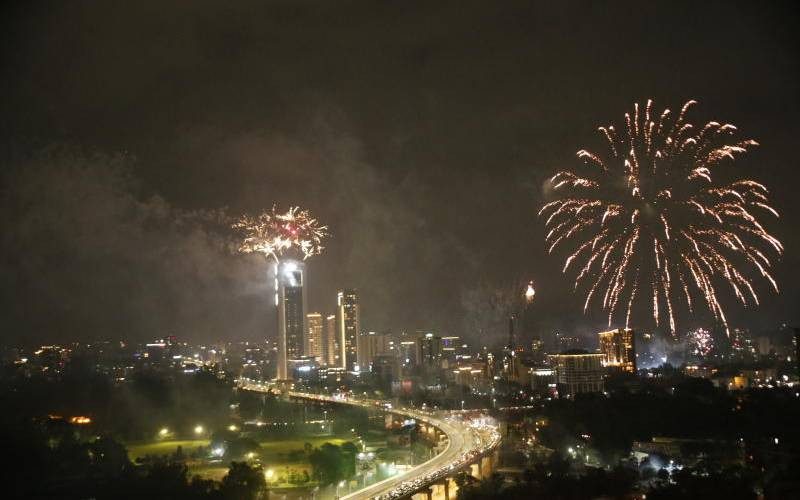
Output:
[{"xmin": 3, "ymin": 5, "xmax": 797, "ymax": 500}]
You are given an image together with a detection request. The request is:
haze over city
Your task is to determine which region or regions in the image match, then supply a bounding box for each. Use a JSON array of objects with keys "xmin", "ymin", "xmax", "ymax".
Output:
[
  {"xmin": 3, "ymin": 1, "xmax": 799, "ymax": 347},
  {"xmin": 2, "ymin": 3, "xmax": 800, "ymax": 500}
]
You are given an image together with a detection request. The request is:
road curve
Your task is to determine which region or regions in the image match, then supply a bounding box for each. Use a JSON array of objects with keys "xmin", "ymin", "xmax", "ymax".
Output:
[{"xmin": 238, "ymin": 383, "xmax": 499, "ymax": 500}]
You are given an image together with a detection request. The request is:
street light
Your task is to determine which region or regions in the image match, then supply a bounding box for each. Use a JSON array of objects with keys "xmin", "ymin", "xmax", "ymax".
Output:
[
  {"xmin": 194, "ymin": 425, "xmax": 204, "ymax": 435},
  {"xmin": 336, "ymin": 480, "xmax": 346, "ymax": 498}
]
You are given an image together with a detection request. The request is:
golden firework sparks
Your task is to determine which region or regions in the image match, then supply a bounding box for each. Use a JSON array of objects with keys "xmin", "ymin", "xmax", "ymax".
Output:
[
  {"xmin": 540, "ymin": 100, "xmax": 782, "ymax": 335},
  {"xmin": 232, "ymin": 206, "xmax": 328, "ymax": 262}
]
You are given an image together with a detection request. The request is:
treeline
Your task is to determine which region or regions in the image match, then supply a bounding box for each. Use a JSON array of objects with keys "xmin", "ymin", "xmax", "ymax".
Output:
[
  {"xmin": 460, "ymin": 453, "xmax": 800, "ymax": 499},
  {"xmin": 537, "ymin": 378, "xmax": 800, "ymax": 464},
  {"xmin": 0, "ymin": 359, "xmax": 235, "ymax": 441},
  {"xmin": 0, "ymin": 414, "xmax": 266, "ymax": 499}
]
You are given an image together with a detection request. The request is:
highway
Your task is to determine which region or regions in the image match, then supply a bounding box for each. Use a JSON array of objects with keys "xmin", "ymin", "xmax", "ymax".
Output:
[{"xmin": 238, "ymin": 382, "xmax": 501, "ymax": 500}]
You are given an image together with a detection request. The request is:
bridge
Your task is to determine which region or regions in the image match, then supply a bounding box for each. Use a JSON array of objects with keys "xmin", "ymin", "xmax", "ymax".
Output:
[{"xmin": 238, "ymin": 382, "xmax": 501, "ymax": 500}]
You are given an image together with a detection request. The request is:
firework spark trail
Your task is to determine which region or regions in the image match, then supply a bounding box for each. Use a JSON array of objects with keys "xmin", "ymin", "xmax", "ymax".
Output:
[
  {"xmin": 232, "ymin": 206, "xmax": 328, "ymax": 262},
  {"xmin": 539, "ymin": 100, "xmax": 782, "ymax": 335}
]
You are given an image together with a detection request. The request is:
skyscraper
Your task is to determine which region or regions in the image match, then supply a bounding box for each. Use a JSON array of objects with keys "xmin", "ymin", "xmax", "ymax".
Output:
[
  {"xmin": 415, "ymin": 331, "xmax": 443, "ymax": 368},
  {"xmin": 324, "ymin": 314, "xmax": 337, "ymax": 366},
  {"xmin": 598, "ymin": 328, "xmax": 636, "ymax": 372},
  {"xmin": 305, "ymin": 313, "xmax": 323, "ymax": 362},
  {"xmin": 337, "ymin": 289, "xmax": 360, "ymax": 370},
  {"xmin": 549, "ymin": 351, "xmax": 605, "ymax": 397},
  {"xmin": 357, "ymin": 331, "xmax": 391, "ymax": 372},
  {"xmin": 276, "ymin": 260, "xmax": 306, "ymax": 380}
]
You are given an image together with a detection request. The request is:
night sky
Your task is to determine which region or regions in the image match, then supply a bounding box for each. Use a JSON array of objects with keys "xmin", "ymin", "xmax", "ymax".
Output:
[{"xmin": 2, "ymin": 1, "xmax": 798, "ymax": 346}]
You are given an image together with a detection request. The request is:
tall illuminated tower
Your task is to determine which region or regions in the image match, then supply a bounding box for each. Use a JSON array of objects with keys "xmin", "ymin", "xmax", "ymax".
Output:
[
  {"xmin": 232, "ymin": 206, "xmax": 327, "ymax": 381},
  {"xmin": 276, "ymin": 260, "xmax": 307, "ymax": 380},
  {"xmin": 598, "ymin": 328, "xmax": 636, "ymax": 372},
  {"xmin": 324, "ymin": 314, "xmax": 337, "ymax": 366},
  {"xmin": 337, "ymin": 289, "xmax": 360, "ymax": 370},
  {"xmin": 305, "ymin": 312, "xmax": 323, "ymax": 362}
]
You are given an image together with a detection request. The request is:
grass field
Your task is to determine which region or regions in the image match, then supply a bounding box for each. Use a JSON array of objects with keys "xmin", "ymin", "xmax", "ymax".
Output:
[
  {"xmin": 126, "ymin": 434, "xmax": 355, "ymax": 485},
  {"xmin": 188, "ymin": 464, "xmax": 229, "ymax": 482},
  {"xmin": 127, "ymin": 439, "xmax": 211, "ymax": 461},
  {"xmin": 256, "ymin": 436, "xmax": 351, "ymax": 461}
]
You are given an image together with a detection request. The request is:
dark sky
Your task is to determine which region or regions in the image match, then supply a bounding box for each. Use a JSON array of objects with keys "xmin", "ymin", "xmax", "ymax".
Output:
[{"xmin": 2, "ymin": 1, "xmax": 799, "ymax": 346}]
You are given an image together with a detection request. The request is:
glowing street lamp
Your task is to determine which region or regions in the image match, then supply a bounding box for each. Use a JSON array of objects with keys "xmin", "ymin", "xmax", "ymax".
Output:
[
  {"xmin": 159, "ymin": 428, "xmax": 169, "ymax": 437},
  {"xmin": 194, "ymin": 425, "xmax": 204, "ymax": 435}
]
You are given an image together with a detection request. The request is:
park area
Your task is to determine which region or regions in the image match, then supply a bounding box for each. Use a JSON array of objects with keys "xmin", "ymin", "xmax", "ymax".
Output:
[{"xmin": 126, "ymin": 435, "xmax": 354, "ymax": 487}]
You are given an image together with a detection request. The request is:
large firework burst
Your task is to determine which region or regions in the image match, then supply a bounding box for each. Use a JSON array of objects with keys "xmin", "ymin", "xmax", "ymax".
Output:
[
  {"xmin": 539, "ymin": 100, "xmax": 782, "ymax": 334},
  {"xmin": 232, "ymin": 206, "xmax": 328, "ymax": 261}
]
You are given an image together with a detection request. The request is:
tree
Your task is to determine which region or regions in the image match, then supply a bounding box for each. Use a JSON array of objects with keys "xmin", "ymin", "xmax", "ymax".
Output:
[
  {"xmin": 219, "ymin": 462, "xmax": 266, "ymax": 500},
  {"xmin": 309, "ymin": 443, "xmax": 354, "ymax": 486}
]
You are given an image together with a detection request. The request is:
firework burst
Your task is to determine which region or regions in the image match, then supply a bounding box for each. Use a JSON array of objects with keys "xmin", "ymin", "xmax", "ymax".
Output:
[
  {"xmin": 687, "ymin": 328, "xmax": 714, "ymax": 358},
  {"xmin": 232, "ymin": 206, "xmax": 328, "ymax": 261},
  {"xmin": 539, "ymin": 100, "xmax": 782, "ymax": 335}
]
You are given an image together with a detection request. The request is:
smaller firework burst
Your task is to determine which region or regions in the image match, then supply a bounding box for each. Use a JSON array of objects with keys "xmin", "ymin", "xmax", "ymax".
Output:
[
  {"xmin": 232, "ymin": 206, "xmax": 328, "ymax": 261},
  {"xmin": 687, "ymin": 328, "xmax": 714, "ymax": 358}
]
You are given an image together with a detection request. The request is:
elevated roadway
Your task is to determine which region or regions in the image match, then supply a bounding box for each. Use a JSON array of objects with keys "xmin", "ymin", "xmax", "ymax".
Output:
[{"xmin": 238, "ymin": 382, "xmax": 501, "ymax": 500}]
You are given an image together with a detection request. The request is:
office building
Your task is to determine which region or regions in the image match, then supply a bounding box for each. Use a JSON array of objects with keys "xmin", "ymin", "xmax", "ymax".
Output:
[
  {"xmin": 731, "ymin": 328, "xmax": 757, "ymax": 361},
  {"xmin": 305, "ymin": 313, "xmax": 323, "ymax": 362},
  {"xmin": 337, "ymin": 289, "xmax": 360, "ymax": 370},
  {"xmin": 415, "ymin": 331, "xmax": 443, "ymax": 368},
  {"xmin": 372, "ymin": 354, "xmax": 401, "ymax": 390},
  {"xmin": 453, "ymin": 361, "xmax": 489, "ymax": 390},
  {"xmin": 323, "ymin": 314, "xmax": 337, "ymax": 366},
  {"xmin": 549, "ymin": 350, "xmax": 605, "ymax": 397},
  {"xmin": 288, "ymin": 356, "xmax": 317, "ymax": 382},
  {"xmin": 530, "ymin": 338, "xmax": 546, "ymax": 363},
  {"xmin": 357, "ymin": 331, "xmax": 392, "ymax": 372},
  {"xmin": 276, "ymin": 260, "xmax": 306, "ymax": 380},
  {"xmin": 398, "ymin": 340, "xmax": 417, "ymax": 369},
  {"xmin": 441, "ymin": 336, "xmax": 460, "ymax": 366},
  {"xmin": 598, "ymin": 328, "xmax": 636, "ymax": 372},
  {"xmin": 530, "ymin": 367, "xmax": 555, "ymax": 394}
]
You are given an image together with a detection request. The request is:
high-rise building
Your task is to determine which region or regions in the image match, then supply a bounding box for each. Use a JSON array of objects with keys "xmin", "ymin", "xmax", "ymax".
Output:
[
  {"xmin": 323, "ymin": 314, "xmax": 337, "ymax": 366},
  {"xmin": 415, "ymin": 331, "xmax": 442, "ymax": 368},
  {"xmin": 598, "ymin": 328, "xmax": 636, "ymax": 372},
  {"xmin": 731, "ymin": 328, "xmax": 756, "ymax": 361},
  {"xmin": 305, "ymin": 313, "xmax": 323, "ymax": 362},
  {"xmin": 398, "ymin": 340, "xmax": 417, "ymax": 369},
  {"xmin": 530, "ymin": 338, "xmax": 546, "ymax": 364},
  {"xmin": 337, "ymin": 289, "xmax": 360, "ymax": 370},
  {"xmin": 549, "ymin": 351, "xmax": 605, "ymax": 397},
  {"xmin": 529, "ymin": 367, "xmax": 555, "ymax": 394},
  {"xmin": 357, "ymin": 331, "xmax": 391, "ymax": 372},
  {"xmin": 276, "ymin": 260, "xmax": 306, "ymax": 380},
  {"xmin": 441, "ymin": 336, "xmax": 460, "ymax": 363},
  {"xmin": 372, "ymin": 354, "xmax": 401, "ymax": 390}
]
